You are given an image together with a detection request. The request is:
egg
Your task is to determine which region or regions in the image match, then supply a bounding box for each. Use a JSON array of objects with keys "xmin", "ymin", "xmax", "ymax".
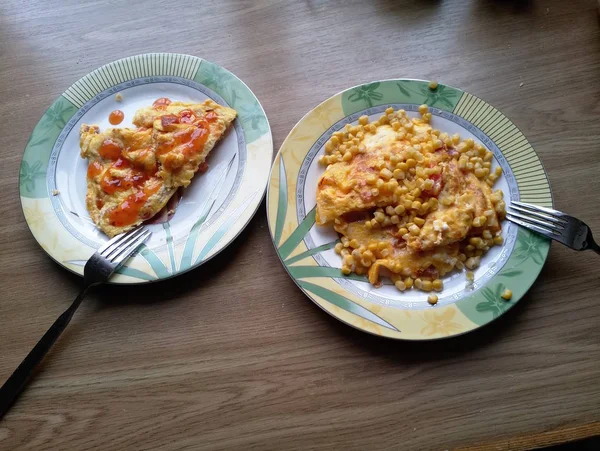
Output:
[{"xmin": 80, "ymin": 99, "xmax": 237, "ymax": 237}]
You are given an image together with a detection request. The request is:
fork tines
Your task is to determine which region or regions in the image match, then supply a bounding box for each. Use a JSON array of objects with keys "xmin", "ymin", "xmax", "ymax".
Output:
[
  {"xmin": 98, "ymin": 227, "xmax": 151, "ymax": 266},
  {"xmin": 506, "ymin": 201, "xmax": 566, "ymax": 238}
]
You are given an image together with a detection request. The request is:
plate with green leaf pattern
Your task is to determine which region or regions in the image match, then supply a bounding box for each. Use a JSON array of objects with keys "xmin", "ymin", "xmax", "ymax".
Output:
[
  {"xmin": 20, "ymin": 53, "xmax": 272, "ymax": 283},
  {"xmin": 267, "ymin": 79, "xmax": 551, "ymax": 339}
]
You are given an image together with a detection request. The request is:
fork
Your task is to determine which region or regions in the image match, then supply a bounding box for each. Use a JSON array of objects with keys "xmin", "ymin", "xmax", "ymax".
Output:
[
  {"xmin": 0, "ymin": 227, "xmax": 151, "ymax": 419},
  {"xmin": 507, "ymin": 201, "xmax": 600, "ymax": 254}
]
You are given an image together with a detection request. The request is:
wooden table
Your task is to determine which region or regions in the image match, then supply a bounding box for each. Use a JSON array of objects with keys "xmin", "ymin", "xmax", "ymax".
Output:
[{"xmin": 1, "ymin": 1, "xmax": 599, "ymax": 449}]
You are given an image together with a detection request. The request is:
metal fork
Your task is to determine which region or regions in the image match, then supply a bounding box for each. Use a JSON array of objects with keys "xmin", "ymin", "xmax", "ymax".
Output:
[
  {"xmin": 0, "ymin": 227, "xmax": 151, "ymax": 419},
  {"xmin": 507, "ymin": 201, "xmax": 600, "ymax": 255}
]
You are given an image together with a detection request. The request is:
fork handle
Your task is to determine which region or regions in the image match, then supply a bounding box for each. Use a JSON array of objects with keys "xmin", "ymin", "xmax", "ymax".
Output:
[{"xmin": 0, "ymin": 288, "xmax": 89, "ymax": 419}]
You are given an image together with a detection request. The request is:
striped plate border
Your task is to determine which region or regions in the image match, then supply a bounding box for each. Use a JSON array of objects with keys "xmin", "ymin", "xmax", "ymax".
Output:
[
  {"xmin": 63, "ymin": 53, "xmax": 201, "ymax": 108},
  {"xmin": 453, "ymin": 93, "xmax": 552, "ymax": 206}
]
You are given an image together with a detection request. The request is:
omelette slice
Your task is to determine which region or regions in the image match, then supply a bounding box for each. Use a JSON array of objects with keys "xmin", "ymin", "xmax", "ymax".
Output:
[
  {"xmin": 80, "ymin": 98, "xmax": 237, "ymax": 237},
  {"xmin": 316, "ymin": 105, "xmax": 506, "ymax": 291},
  {"xmin": 133, "ymin": 99, "xmax": 237, "ymax": 189},
  {"xmin": 80, "ymin": 124, "xmax": 176, "ymax": 237}
]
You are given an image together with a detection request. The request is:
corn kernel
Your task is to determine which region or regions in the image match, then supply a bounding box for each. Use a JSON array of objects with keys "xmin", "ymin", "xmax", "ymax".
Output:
[
  {"xmin": 390, "ymin": 215, "xmax": 400, "ymax": 224},
  {"xmin": 427, "ymin": 294, "xmax": 438, "ymax": 305},
  {"xmin": 432, "ymin": 279, "xmax": 443, "ymax": 291},
  {"xmin": 385, "ymin": 107, "xmax": 394, "ymax": 115},
  {"xmin": 392, "ymin": 206, "xmax": 404, "ymax": 216},
  {"xmin": 397, "ymin": 162, "xmax": 409, "ymax": 171},
  {"xmin": 493, "ymin": 236, "xmax": 504, "ymax": 245},
  {"xmin": 413, "ymin": 217, "xmax": 425, "ymax": 226},
  {"xmin": 472, "ymin": 216, "xmax": 487, "ymax": 228},
  {"xmin": 404, "ymin": 277, "xmax": 414, "ymax": 289},
  {"xmin": 376, "ymin": 178, "xmax": 385, "ymax": 189},
  {"xmin": 501, "ymin": 289, "xmax": 513, "ymax": 300},
  {"xmin": 428, "ymin": 80, "xmax": 438, "ymax": 90},
  {"xmin": 398, "ymin": 227, "xmax": 408, "ymax": 236},
  {"xmin": 409, "ymin": 224, "xmax": 420, "ymax": 235},
  {"xmin": 465, "ymin": 256, "xmax": 480, "ymax": 270},
  {"xmin": 418, "ymin": 104, "xmax": 429, "ymax": 115},
  {"xmin": 395, "ymin": 280, "xmax": 407, "ymax": 291},
  {"xmin": 380, "ymin": 168, "xmax": 393, "ymax": 180},
  {"xmin": 358, "ymin": 115, "xmax": 369, "ymax": 126},
  {"xmin": 349, "ymin": 239, "xmax": 359, "ymax": 248},
  {"xmin": 341, "ymin": 266, "xmax": 352, "ymax": 275},
  {"xmin": 393, "ymin": 168, "xmax": 405, "ymax": 180},
  {"xmin": 334, "ymin": 243, "xmax": 343, "ymax": 254},
  {"xmin": 466, "ymin": 271, "xmax": 475, "ymax": 281},
  {"xmin": 421, "ymin": 280, "xmax": 433, "ymax": 292}
]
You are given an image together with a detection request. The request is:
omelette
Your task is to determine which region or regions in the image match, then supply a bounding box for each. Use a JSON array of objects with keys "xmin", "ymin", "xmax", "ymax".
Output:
[
  {"xmin": 80, "ymin": 98, "xmax": 236, "ymax": 237},
  {"xmin": 316, "ymin": 106, "xmax": 506, "ymax": 292}
]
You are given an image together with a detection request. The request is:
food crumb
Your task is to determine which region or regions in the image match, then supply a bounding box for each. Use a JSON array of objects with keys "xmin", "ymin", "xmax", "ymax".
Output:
[
  {"xmin": 52, "ymin": 189, "xmax": 60, "ymax": 196},
  {"xmin": 519, "ymin": 82, "xmax": 524, "ymax": 88},
  {"xmin": 427, "ymin": 294, "xmax": 438, "ymax": 305},
  {"xmin": 501, "ymin": 288, "xmax": 513, "ymax": 300},
  {"xmin": 428, "ymin": 80, "xmax": 438, "ymax": 90},
  {"xmin": 115, "ymin": 93, "xmax": 123, "ymax": 102}
]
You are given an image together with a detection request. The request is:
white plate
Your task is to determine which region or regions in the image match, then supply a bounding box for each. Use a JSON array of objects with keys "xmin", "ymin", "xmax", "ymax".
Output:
[{"xmin": 20, "ymin": 53, "xmax": 273, "ymax": 283}]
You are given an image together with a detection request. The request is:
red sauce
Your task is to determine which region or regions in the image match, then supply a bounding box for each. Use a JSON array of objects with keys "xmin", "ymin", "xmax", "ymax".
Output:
[
  {"xmin": 157, "ymin": 122, "xmax": 209, "ymax": 158},
  {"xmin": 109, "ymin": 110, "xmax": 124, "ymax": 125},
  {"xmin": 160, "ymin": 114, "xmax": 179, "ymax": 128},
  {"xmin": 205, "ymin": 110, "xmax": 217, "ymax": 122},
  {"xmin": 152, "ymin": 97, "xmax": 172, "ymax": 109},
  {"xmin": 98, "ymin": 139, "xmax": 122, "ymax": 160},
  {"xmin": 100, "ymin": 158, "xmax": 151, "ymax": 195},
  {"xmin": 87, "ymin": 161, "xmax": 103, "ymax": 178},
  {"xmin": 108, "ymin": 184, "xmax": 160, "ymax": 227},
  {"xmin": 178, "ymin": 109, "xmax": 197, "ymax": 124}
]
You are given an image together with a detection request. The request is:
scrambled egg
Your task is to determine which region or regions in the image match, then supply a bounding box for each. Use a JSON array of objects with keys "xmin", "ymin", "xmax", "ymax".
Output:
[
  {"xmin": 80, "ymin": 99, "xmax": 236, "ymax": 237},
  {"xmin": 316, "ymin": 106, "xmax": 506, "ymax": 292}
]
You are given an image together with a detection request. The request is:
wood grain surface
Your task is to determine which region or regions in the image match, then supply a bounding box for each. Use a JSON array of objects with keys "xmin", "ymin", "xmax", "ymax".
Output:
[{"xmin": 1, "ymin": 1, "xmax": 600, "ymax": 450}]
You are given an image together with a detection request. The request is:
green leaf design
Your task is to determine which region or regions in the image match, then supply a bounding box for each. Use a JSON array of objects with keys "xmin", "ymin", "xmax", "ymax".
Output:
[
  {"xmin": 64, "ymin": 260, "xmax": 157, "ymax": 281},
  {"xmin": 180, "ymin": 155, "xmax": 236, "ymax": 270},
  {"xmin": 19, "ymin": 160, "xmax": 45, "ymax": 194},
  {"xmin": 396, "ymin": 82, "xmax": 411, "ymax": 97},
  {"xmin": 139, "ymin": 245, "xmax": 171, "ymax": 278},
  {"xmin": 498, "ymin": 269, "xmax": 523, "ymax": 278},
  {"xmin": 298, "ymin": 280, "xmax": 399, "ymax": 331},
  {"xmin": 512, "ymin": 230, "xmax": 549, "ymax": 265},
  {"xmin": 273, "ymin": 156, "xmax": 288, "ymax": 247},
  {"xmin": 194, "ymin": 60, "xmax": 269, "ymax": 143},
  {"xmin": 284, "ymin": 239, "xmax": 339, "ymax": 265},
  {"xmin": 288, "ymin": 265, "xmax": 369, "ymax": 283},
  {"xmin": 342, "ymin": 80, "xmax": 462, "ymax": 116},
  {"xmin": 20, "ymin": 95, "xmax": 78, "ymax": 198},
  {"xmin": 277, "ymin": 207, "xmax": 317, "ymax": 261},
  {"xmin": 194, "ymin": 189, "xmax": 260, "ymax": 265},
  {"xmin": 475, "ymin": 284, "xmax": 510, "ymax": 319},
  {"xmin": 347, "ymin": 82, "xmax": 383, "ymax": 108},
  {"xmin": 422, "ymin": 85, "xmax": 459, "ymax": 109},
  {"xmin": 237, "ymin": 102, "xmax": 266, "ymax": 131},
  {"xmin": 163, "ymin": 223, "xmax": 176, "ymax": 273}
]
